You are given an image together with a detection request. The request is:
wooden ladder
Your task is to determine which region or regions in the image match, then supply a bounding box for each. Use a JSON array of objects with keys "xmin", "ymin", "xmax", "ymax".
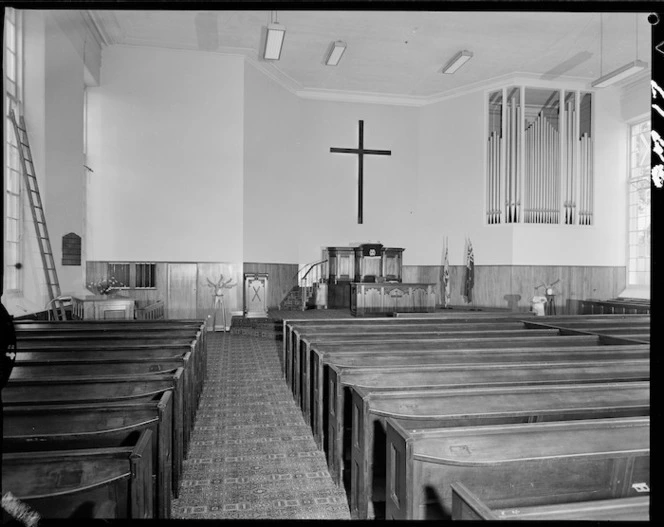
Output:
[{"xmin": 9, "ymin": 110, "xmax": 67, "ymax": 321}]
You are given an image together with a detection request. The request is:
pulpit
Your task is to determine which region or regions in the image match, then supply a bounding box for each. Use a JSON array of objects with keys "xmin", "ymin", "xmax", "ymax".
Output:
[
  {"xmin": 382, "ymin": 247, "xmax": 404, "ymax": 282},
  {"xmin": 354, "ymin": 244, "xmax": 384, "ymax": 282},
  {"xmin": 322, "ymin": 244, "xmax": 418, "ymax": 311},
  {"xmin": 244, "ymin": 273, "xmax": 268, "ymax": 318}
]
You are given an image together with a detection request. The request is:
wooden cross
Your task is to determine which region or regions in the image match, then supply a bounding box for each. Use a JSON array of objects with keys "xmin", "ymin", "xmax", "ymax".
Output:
[{"xmin": 330, "ymin": 120, "xmax": 392, "ymax": 224}]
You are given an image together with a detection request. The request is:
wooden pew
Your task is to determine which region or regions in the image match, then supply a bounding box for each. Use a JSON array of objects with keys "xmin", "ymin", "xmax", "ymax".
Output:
[
  {"xmin": 281, "ymin": 316, "xmax": 535, "ymax": 376},
  {"xmin": 12, "ymin": 342, "xmax": 201, "ymax": 407},
  {"xmin": 3, "ymin": 370, "xmax": 185, "ymax": 495},
  {"xmin": 301, "ymin": 334, "xmax": 633, "ymax": 415},
  {"xmin": 288, "ymin": 323, "xmax": 558, "ymax": 389},
  {"xmin": 303, "ymin": 335, "xmax": 642, "ymax": 427},
  {"xmin": 16, "ymin": 335, "xmax": 205, "ymax": 398},
  {"xmin": 9, "ymin": 353, "xmax": 196, "ymax": 455},
  {"xmin": 288, "ymin": 319, "xmax": 649, "ymax": 396},
  {"xmin": 321, "ymin": 358, "xmax": 650, "ymax": 486},
  {"xmin": 286, "ymin": 320, "xmax": 542, "ymax": 383},
  {"xmin": 348, "ymin": 381, "xmax": 650, "ymax": 519},
  {"xmin": 4, "ymin": 394, "xmax": 173, "ymax": 518},
  {"xmin": 15, "ymin": 328, "xmax": 200, "ymax": 339},
  {"xmin": 450, "ymin": 482, "xmax": 650, "ymax": 520},
  {"xmin": 2, "ymin": 429, "xmax": 154, "ymax": 519},
  {"xmin": 291, "ymin": 328, "xmax": 566, "ymax": 399},
  {"xmin": 579, "ymin": 298, "xmax": 650, "ymax": 315},
  {"xmin": 282, "ymin": 314, "xmax": 648, "ymax": 378},
  {"xmin": 15, "ymin": 340, "xmax": 205, "ymax": 409},
  {"xmin": 14, "ymin": 319, "xmax": 208, "ymax": 380},
  {"xmin": 14, "ymin": 319, "xmax": 205, "ymax": 329},
  {"xmin": 384, "ymin": 416, "xmax": 650, "ymax": 520}
]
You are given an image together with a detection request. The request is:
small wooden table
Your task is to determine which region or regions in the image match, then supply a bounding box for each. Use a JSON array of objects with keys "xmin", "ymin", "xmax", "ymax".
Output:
[{"xmin": 71, "ymin": 295, "xmax": 135, "ymax": 320}]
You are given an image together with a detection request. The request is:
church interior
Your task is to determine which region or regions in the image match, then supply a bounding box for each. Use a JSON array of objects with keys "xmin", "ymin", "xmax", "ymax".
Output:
[{"xmin": 2, "ymin": 6, "xmax": 653, "ymax": 521}]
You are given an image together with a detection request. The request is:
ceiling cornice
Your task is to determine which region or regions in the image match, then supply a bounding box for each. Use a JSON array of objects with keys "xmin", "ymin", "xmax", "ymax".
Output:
[
  {"xmin": 292, "ymin": 72, "xmax": 603, "ymax": 108},
  {"xmin": 242, "ymin": 54, "xmax": 305, "ymax": 94},
  {"xmin": 81, "ymin": 10, "xmax": 107, "ymax": 48},
  {"xmin": 295, "ymin": 88, "xmax": 428, "ymax": 107},
  {"xmin": 88, "ymin": 11, "xmax": 123, "ymax": 46}
]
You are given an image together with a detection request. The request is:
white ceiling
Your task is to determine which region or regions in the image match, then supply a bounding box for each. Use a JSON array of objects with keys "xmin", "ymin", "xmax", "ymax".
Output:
[{"xmin": 88, "ymin": 9, "xmax": 652, "ymax": 100}]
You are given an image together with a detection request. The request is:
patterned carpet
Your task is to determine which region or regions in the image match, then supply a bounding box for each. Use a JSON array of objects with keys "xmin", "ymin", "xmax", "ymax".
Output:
[{"xmin": 171, "ymin": 331, "xmax": 351, "ymax": 520}]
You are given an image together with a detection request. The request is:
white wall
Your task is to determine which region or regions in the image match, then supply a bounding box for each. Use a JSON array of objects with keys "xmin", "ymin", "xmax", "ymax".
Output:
[
  {"xmin": 295, "ymin": 99, "xmax": 420, "ymax": 265},
  {"xmin": 511, "ymin": 87, "xmax": 628, "ymax": 266},
  {"xmin": 621, "ymin": 76, "xmax": 650, "ymax": 123},
  {"xmin": 243, "ymin": 61, "xmax": 301, "ymax": 264},
  {"xmin": 2, "ymin": 11, "xmax": 95, "ymax": 315},
  {"xmin": 419, "ymin": 86, "xmax": 632, "ymax": 267},
  {"xmin": 86, "ymin": 46, "xmax": 245, "ymax": 264},
  {"xmin": 44, "ymin": 14, "xmax": 87, "ymax": 295},
  {"xmin": 418, "ymin": 90, "xmax": 514, "ymax": 266}
]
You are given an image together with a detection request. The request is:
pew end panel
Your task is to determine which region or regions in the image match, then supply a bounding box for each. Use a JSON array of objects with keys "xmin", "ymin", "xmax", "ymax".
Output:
[
  {"xmin": 3, "ymin": 393, "xmax": 173, "ymax": 519},
  {"xmin": 2, "ymin": 430, "xmax": 154, "ymax": 519}
]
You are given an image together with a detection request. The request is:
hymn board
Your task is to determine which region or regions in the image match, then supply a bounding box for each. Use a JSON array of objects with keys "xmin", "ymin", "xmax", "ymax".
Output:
[{"xmin": 330, "ymin": 120, "xmax": 392, "ymax": 224}]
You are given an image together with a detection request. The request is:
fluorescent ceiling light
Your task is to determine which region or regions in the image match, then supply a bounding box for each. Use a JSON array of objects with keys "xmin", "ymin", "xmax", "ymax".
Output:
[
  {"xmin": 325, "ymin": 41, "xmax": 347, "ymax": 66},
  {"xmin": 441, "ymin": 50, "xmax": 473, "ymax": 74},
  {"xmin": 264, "ymin": 23, "xmax": 286, "ymax": 60},
  {"xmin": 591, "ymin": 60, "xmax": 648, "ymax": 88}
]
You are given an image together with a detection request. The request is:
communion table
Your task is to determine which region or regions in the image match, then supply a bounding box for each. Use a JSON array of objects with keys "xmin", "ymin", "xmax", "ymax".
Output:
[{"xmin": 350, "ymin": 282, "xmax": 436, "ymax": 316}]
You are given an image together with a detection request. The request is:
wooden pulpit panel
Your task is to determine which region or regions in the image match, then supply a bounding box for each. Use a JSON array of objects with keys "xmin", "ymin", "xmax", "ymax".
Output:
[
  {"xmin": 244, "ymin": 273, "xmax": 268, "ymax": 318},
  {"xmin": 382, "ymin": 247, "xmax": 404, "ymax": 282}
]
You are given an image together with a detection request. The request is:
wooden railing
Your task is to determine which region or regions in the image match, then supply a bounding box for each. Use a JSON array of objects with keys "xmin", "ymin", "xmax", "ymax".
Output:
[{"xmin": 297, "ymin": 260, "xmax": 328, "ymax": 310}]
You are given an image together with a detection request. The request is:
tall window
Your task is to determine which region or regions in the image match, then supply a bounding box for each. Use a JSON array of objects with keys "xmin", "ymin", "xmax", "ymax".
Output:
[
  {"xmin": 627, "ymin": 120, "xmax": 650, "ymax": 290},
  {"xmin": 4, "ymin": 8, "xmax": 22, "ymax": 293}
]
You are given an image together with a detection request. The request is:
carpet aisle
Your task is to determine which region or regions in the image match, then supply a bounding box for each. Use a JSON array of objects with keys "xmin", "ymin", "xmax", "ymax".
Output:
[{"xmin": 171, "ymin": 332, "xmax": 351, "ymax": 520}]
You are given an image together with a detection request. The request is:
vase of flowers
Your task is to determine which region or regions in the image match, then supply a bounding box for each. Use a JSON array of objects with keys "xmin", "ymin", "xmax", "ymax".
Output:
[{"xmin": 86, "ymin": 277, "xmax": 123, "ymax": 296}]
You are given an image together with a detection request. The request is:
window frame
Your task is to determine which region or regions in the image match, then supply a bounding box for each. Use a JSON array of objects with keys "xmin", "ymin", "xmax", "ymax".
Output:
[
  {"xmin": 4, "ymin": 7, "xmax": 23, "ymax": 294},
  {"xmin": 624, "ymin": 118, "xmax": 651, "ymax": 293}
]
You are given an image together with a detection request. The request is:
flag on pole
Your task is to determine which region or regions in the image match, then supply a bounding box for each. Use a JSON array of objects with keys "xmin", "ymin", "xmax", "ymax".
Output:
[
  {"xmin": 442, "ymin": 240, "xmax": 451, "ymax": 308},
  {"xmin": 464, "ymin": 238, "xmax": 474, "ymax": 303}
]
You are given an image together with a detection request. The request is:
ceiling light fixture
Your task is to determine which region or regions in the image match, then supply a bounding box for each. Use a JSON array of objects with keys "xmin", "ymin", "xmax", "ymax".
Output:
[
  {"xmin": 441, "ymin": 50, "xmax": 473, "ymax": 74},
  {"xmin": 264, "ymin": 11, "xmax": 285, "ymax": 60},
  {"xmin": 325, "ymin": 40, "xmax": 347, "ymax": 66},
  {"xmin": 592, "ymin": 13, "xmax": 647, "ymax": 88}
]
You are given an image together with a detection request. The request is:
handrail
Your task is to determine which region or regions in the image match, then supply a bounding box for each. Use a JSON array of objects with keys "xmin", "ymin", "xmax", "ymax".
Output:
[
  {"xmin": 300, "ymin": 259, "xmax": 328, "ymax": 283},
  {"xmin": 292, "ymin": 259, "xmax": 328, "ymax": 283}
]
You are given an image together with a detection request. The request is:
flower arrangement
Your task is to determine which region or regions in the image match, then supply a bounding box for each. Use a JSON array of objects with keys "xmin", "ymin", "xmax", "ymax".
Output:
[{"xmin": 86, "ymin": 277, "xmax": 123, "ymax": 295}]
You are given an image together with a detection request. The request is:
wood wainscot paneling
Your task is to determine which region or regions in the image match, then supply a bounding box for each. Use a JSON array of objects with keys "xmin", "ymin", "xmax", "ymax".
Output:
[
  {"xmin": 403, "ymin": 264, "xmax": 625, "ymax": 314},
  {"xmin": 167, "ymin": 264, "xmax": 198, "ymax": 319},
  {"xmin": 243, "ymin": 262, "xmax": 299, "ymax": 310}
]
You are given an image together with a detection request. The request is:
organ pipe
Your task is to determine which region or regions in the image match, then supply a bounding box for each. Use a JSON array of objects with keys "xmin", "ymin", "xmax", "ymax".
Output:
[{"xmin": 487, "ymin": 89, "xmax": 592, "ymax": 226}]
